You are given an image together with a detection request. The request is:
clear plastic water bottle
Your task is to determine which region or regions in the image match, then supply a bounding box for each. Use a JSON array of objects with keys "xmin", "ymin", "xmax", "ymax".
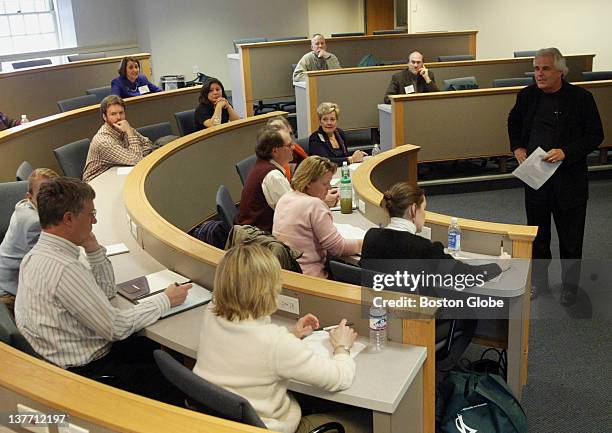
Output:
[
  {"xmin": 20, "ymin": 114, "xmax": 29, "ymax": 124},
  {"xmin": 371, "ymin": 143, "xmax": 381, "ymax": 157},
  {"xmin": 369, "ymin": 306, "xmax": 387, "ymax": 351},
  {"xmin": 448, "ymin": 217, "xmax": 462, "ymax": 255},
  {"xmin": 341, "ymin": 160, "xmax": 349, "ymax": 178}
]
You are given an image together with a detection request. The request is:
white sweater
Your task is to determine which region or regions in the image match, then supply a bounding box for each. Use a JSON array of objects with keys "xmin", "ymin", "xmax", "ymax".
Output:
[{"xmin": 193, "ymin": 304, "xmax": 356, "ymax": 433}]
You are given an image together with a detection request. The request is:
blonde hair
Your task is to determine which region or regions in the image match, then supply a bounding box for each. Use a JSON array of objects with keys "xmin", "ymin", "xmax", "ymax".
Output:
[
  {"xmin": 291, "ymin": 156, "xmax": 336, "ymax": 193},
  {"xmin": 27, "ymin": 168, "xmax": 59, "ymax": 194},
  {"xmin": 266, "ymin": 116, "xmax": 291, "ymax": 131},
  {"xmin": 316, "ymin": 102, "xmax": 340, "ymax": 120},
  {"xmin": 381, "ymin": 182, "xmax": 425, "ymax": 218},
  {"xmin": 213, "ymin": 244, "xmax": 282, "ymax": 321}
]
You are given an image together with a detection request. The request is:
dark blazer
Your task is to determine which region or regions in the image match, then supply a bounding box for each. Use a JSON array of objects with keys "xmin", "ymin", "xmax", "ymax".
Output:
[
  {"xmin": 384, "ymin": 69, "xmax": 439, "ymax": 103},
  {"xmin": 308, "ymin": 126, "xmax": 350, "ymax": 165},
  {"xmin": 359, "ymin": 228, "xmax": 502, "ymax": 294},
  {"xmin": 508, "ymin": 80, "xmax": 604, "ymax": 208}
]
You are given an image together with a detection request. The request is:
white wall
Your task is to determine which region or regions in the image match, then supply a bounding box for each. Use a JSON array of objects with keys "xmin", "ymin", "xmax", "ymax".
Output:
[
  {"xmin": 307, "ymin": 0, "xmax": 364, "ymax": 37},
  {"xmin": 132, "ymin": 0, "xmax": 309, "ymax": 87},
  {"xmin": 409, "ymin": 0, "xmax": 612, "ymax": 70},
  {"xmin": 71, "ymin": 0, "xmax": 137, "ymax": 47}
]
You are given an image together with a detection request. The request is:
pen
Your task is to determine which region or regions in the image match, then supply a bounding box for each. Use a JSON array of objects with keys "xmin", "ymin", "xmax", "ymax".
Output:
[
  {"xmin": 174, "ymin": 280, "xmax": 193, "ymax": 286},
  {"xmin": 314, "ymin": 323, "xmax": 354, "ymax": 332}
]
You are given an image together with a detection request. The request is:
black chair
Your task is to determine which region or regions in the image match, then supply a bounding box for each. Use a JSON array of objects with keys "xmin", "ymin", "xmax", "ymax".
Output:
[
  {"xmin": 11, "ymin": 58, "xmax": 52, "ymax": 69},
  {"xmin": 270, "ymin": 36, "xmax": 307, "ymax": 41},
  {"xmin": 136, "ymin": 122, "xmax": 174, "ymax": 143},
  {"xmin": 328, "ymin": 260, "xmax": 474, "ymax": 365},
  {"xmin": 154, "ymin": 350, "xmax": 344, "ymax": 432},
  {"xmin": 437, "ymin": 55, "xmax": 475, "ymax": 62},
  {"xmin": 582, "ymin": 71, "xmax": 612, "ymax": 81},
  {"xmin": 233, "ymin": 37, "xmax": 268, "ymax": 54},
  {"xmin": 235, "ymin": 155, "xmax": 257, "ymax": 186},
  {"xmin": 376, "ymin": 59, "xmax": 407, "ymax": 66},
  {"xmin": 331, "ymin": 32, "xmax": 365, "ymax": 37},
  {"xmin": 373, "ymin": 29, "xmax": 405, "ymax": 35},
  {"xmin": 67, "ymin": 52, "xmax": 106, "ymax": 62},
  {"xmin": 344, "ymin": 129, "xmax": 373, "ymax": 153},
  {"xmin": 57, "ymin": 94, "xmax": 98, "ymax": 112},
  {"xmin": 85, "ymin": 86, "xmax": 112, "ymax": 103},
  {"xmin": 296, "ymin": 136, "xmax": 310, "ymax": 154},
  {"xmin": 216, "ymin": 185, "xmax": 238, "ymax": 229},
  {"xmin": 173, "ymin": 109, "xmax": 197, "ymax": 136},
  {"xmin": 53, "ymin": 138, "xmax": 91, "ymax": 179},
  {"xmin": 513, "ymin": 50, "xmax": 537, "ymax": 58},
  {"xmin": 0, "ymin": 181, "xmax": 28, "ymax": 242},
  {"xmin": 442, "ymin": 76, "xmax": 478, "ymax": 91},
  {"xmin": 0, "ymin": 303, "xmax": 42, "ymax": 358},
  {"xmin": 16, "ymin": 161, "xmax": 33, "ymax": 181},
  {"xmin": 492, "ymin": 77, "xmax": 534, "ymax": 88}
]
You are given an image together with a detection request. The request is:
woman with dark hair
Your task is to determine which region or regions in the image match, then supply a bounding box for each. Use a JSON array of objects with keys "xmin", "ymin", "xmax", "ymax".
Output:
[
  {"xmin": 194, "ymin": 77, "xmax": 240, "ymax": 130},
  {"xmin": 0, "ymin": 112, "xmax": 22, "ymax": 131},
  {"xmin": 111, "ymin": 56, "xmax": 161, "ymax": 98}
]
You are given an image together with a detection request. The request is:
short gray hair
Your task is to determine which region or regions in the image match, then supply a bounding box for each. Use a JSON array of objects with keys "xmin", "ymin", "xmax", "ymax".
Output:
[{"xmin": 534, "ymin": 48, "xmax": 568, "ymax": 77}]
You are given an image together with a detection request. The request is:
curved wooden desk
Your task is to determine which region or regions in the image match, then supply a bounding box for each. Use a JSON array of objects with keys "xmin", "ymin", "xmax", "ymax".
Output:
[
  {"xmin": 0, "ymin": 85, "xmax": 202, "ymax": 182},
  {"xmin": 0, "ymin": 53, "xmax": 152, "ymax": 121}
]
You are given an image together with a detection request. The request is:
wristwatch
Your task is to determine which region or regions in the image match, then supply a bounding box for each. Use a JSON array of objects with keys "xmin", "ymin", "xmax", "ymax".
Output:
[{"xmin": 334, "ymin": 345, "xmax": 351, "ymax": 356}]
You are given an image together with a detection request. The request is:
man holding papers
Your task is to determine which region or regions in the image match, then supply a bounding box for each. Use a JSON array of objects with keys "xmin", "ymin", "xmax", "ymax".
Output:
[
  {"xmin": 508, "ymin": 48, "xmax": 604, "ymax": 305},
  {"xmin": 15, "ymin": 177, "xmax": 191, "ymax": 401}
]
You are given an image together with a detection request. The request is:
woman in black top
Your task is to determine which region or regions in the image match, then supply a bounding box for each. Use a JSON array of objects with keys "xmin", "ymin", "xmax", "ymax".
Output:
[
  {"xmin": 194, "ymin": 78, "xmax": 240, "ymax": 131},
  {"xmin": 308, "ymin": 102, "xmax": 366, "ymax": 165},
  {"xmin": 360, "ymin": 182, "xmax": 507, "ymax": 293}
]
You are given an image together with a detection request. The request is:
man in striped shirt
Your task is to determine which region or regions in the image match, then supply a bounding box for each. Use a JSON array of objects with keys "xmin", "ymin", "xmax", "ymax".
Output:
[
  {"xmin": 15, "ymin": 177, "xmax": 191, "ymax": 401},
  {"xmin": 82, "ymin": 95, "xmax": 152, "ymax": 182}
]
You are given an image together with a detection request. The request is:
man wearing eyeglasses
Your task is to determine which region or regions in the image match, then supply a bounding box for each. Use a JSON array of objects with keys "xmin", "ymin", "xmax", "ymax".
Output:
[{"xmin": 15, "ymin": 177, "xmax": 191, "ymax": 402}]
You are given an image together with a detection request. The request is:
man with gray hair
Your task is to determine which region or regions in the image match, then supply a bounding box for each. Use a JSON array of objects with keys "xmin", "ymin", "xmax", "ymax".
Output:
[
  {"xmin": 293, "ymin": 34, "xmax": 341, "ymax": 82},
  {"xmin": 508, "ymin": 47, "xmax": 604, "ymax": 305}
]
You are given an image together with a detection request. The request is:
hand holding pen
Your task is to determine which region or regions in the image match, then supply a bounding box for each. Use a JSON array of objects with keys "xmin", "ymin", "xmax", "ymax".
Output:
[{"xmin": 163, "ymin": 280, "xmax": 192, "ymax": 307}]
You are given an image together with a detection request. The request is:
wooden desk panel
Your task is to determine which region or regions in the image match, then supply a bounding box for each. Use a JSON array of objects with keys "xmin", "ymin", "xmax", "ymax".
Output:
[{"xmin": 0, "ymin": 53, "xmax": 152, "ymax": 120}]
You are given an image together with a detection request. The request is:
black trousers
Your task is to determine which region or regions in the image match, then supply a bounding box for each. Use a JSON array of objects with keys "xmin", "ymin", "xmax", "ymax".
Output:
[
  {"xmin": 68, "ymin": 336, "xmax": 184, "ymax": 405},
  {"xmin": 525, "ymin": 187, "xmax": 586, "ymax": 289}
]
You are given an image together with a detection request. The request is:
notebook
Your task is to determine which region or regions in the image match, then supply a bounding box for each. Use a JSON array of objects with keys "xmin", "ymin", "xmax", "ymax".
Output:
[{"xmin": 303, "ymin": 331, "xmax": 366, "ymax": 359}]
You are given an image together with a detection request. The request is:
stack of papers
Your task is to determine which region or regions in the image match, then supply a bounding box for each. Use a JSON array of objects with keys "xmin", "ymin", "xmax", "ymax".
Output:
[
  {"xmin": 512, "ymin": 147, "xmax": 561, "ymax": 190},
  {"xmin": 333, "ymin": 223, "xmax": 367, "ymax": 240},
  {"xmin": 303, "ymin": 331, "xmax": 366, "ymax": 359}
]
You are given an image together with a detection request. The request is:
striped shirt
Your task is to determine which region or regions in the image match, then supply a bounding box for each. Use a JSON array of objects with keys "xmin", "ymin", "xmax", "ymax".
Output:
[
  {"xmin": 15, "ymin": 232, "xmax": 169, "ymax": 368},
  {"xmin": 82, "ymin": 122, "xmax": 152, "ymax": 182}
]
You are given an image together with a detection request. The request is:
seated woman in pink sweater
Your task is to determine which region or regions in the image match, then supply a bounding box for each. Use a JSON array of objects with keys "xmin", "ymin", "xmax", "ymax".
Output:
[{"xmin": 273, "ymin": 156, "xmax": 362, "ymax": 278}]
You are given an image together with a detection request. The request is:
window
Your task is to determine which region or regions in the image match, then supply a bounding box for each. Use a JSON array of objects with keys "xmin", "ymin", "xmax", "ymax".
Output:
[{"xmin": 0, "ymin": 0, "xmax": 59, "ymax": 55}]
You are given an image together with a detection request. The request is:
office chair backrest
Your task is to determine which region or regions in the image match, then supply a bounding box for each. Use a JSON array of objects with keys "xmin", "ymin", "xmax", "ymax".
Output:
[
  {"xmin": 270, "ymin": 36, "xmax": 307, "ymax": 41},
  {"xmin": 0, "ymin": 303, "xmax": 41, "ymax": 358},
  {"xmin": 173, "ymin": 109, "xmax": 197, "ymax": 136},
  {"xmin": 85, "ymin": 86, "xmax": 112, "ymax": 103},
  {"xmin": 582, "ymin": 71, "xmax": 612, "ymax": 81},
  {"xmin": 492, "ymin": 77, "xmax": 534, "ymax": 88},
  {"xmin": 373, "ymin": 29, "xmax": 405, "ymax": 35},
  {"xmin": 513, "ymin": 50, "xmax": 537, "ymax": 58},
  {"xmin": 67, "ymin": 52, "xmax": 106, "ymax": 62},
  {"xmin": 443, "ymin": 76, "xmax": 479, "ymax": 91},
  {"xmin": 216, "ymin": 185, "xmax": 238, "ymax": 229},
  {"xmin": 57, "ymin": 94, "xmax": 98, "ymax": 113},
  {"xmin": 331, "ymin": 32, "xmax": 365, "ymax": 37},
  {"xmin": 53, "ymin": 138, "xmax": 91, "ymax": 179},
  {"xmin": 0, "ymin": 181, "xmax": 28, "ymax": 242},
  {"xmin": 296, "ymin": 136, "xmax": 309, "ymax": 155},
  {"xmin": 12, "ymin": 58, "xmax": 52, "ymax": 69},
  {"xmin": 153, "ymin": 350, "xmax": 266, "ymax": 427},
  {"xmin": 16, "ymin": 161, "xmax": 33, "ymax": 182},
  {"xmin": 235, "ymin": 155, "xmax": 257, "ymax": 186},
  {"xmin": 233, "ymin": 37, "xmax": 268, "ymax": 53},
  {"xmin": 437, "ymin": 54, "xmax": 475, "ymax": 62},
  {"xmin": 136, "ymin": 122, "xmax": 173, "ymax": 143}
]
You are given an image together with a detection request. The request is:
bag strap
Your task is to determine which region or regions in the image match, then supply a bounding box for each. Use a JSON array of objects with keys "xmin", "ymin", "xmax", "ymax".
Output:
[{"xmin": 472, "ymin": 374, "xmax": 527, "ymax": 432}]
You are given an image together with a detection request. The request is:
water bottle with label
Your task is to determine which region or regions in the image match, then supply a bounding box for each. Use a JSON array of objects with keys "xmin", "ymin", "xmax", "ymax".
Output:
[
  {"xmin": 369, "ymin": 306, "xmax": 387, "ymax": 351},
  {"xmin": 371, "ymin": 143, "xmax": 381, "ymax": 157},
  {"xmin": 340, "ymin": 172, "xmax": 353, "ymax": 214},
  {"xmin": 448, "ymin": 217, "xmax": 462, "ymax": 255},
  {"xmin": 20, "ymin": 114, "xmax": 29, "ymax": 124}
]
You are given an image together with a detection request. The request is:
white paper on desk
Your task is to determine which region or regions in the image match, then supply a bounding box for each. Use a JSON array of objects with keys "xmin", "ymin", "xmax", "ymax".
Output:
[
  {"xmin": 158, "ymin": 285, "xmax": 212, "ymax": 318},
  {"xmin": 334, "ymin": 223, "xmax": 366, "ymax": 240},
  {"xmin": 303, "ymin": 331, "xmax": 366, "ymax": 359},
  {"xmin": 448, "ymin": 250, "xmax": 508, "ymax": 283},
  {"xmin": 105, "ymin": 243, "xmax": 129, "ymax": 256},
  {"xmin": 117, "ymin": 166, "xmax": 134, "ymax": 175},
  {"xmin": 512, "ymin": 147, "xmax": 561, "ymax": 190}
]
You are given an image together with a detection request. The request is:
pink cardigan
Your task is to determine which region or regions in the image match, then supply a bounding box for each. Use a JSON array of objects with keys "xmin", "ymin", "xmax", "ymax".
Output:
[{"xmin": 273, "ymin": 190, "xmax": 361, "ymax": 278}]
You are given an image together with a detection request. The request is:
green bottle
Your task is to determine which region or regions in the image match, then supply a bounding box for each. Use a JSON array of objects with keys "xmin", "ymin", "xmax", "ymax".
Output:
[{"xmin": 340, "ymin": 171, "xmax": 352, "ymax": 214}]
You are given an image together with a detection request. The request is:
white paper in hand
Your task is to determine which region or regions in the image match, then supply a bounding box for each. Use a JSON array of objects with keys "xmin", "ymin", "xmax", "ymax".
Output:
[
  {"xmin": 512, "ymin": 147, "xmax": 561, "ymax": 190},
  {"xmin": 303, "ymin": 331, "xmax": 366, "ymax": 359}
]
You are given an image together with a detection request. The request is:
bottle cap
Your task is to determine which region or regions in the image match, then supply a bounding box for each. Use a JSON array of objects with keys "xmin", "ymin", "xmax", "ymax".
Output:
[{"xmin": 451, "ymin": 217, "xmax": 458, "ymax": 224}]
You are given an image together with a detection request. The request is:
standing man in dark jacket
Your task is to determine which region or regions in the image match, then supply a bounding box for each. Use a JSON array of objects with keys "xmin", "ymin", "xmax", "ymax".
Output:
[{"xmin": 508, "ymin": 47, "xmax": 604, "ymax": 305}]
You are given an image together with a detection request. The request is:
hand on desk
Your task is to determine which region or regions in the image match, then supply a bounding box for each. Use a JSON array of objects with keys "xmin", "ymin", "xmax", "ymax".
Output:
[
  {"xmin": 329, "ymin": 319, "xmax": 357, "ymax": 352},
  {"xmin": 164, "ymin": 282, "xmax": 193, "ymax": 307},
  {"xmin": 292, "ymin": 313, "xmax": 320, "ymax": 338}
]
